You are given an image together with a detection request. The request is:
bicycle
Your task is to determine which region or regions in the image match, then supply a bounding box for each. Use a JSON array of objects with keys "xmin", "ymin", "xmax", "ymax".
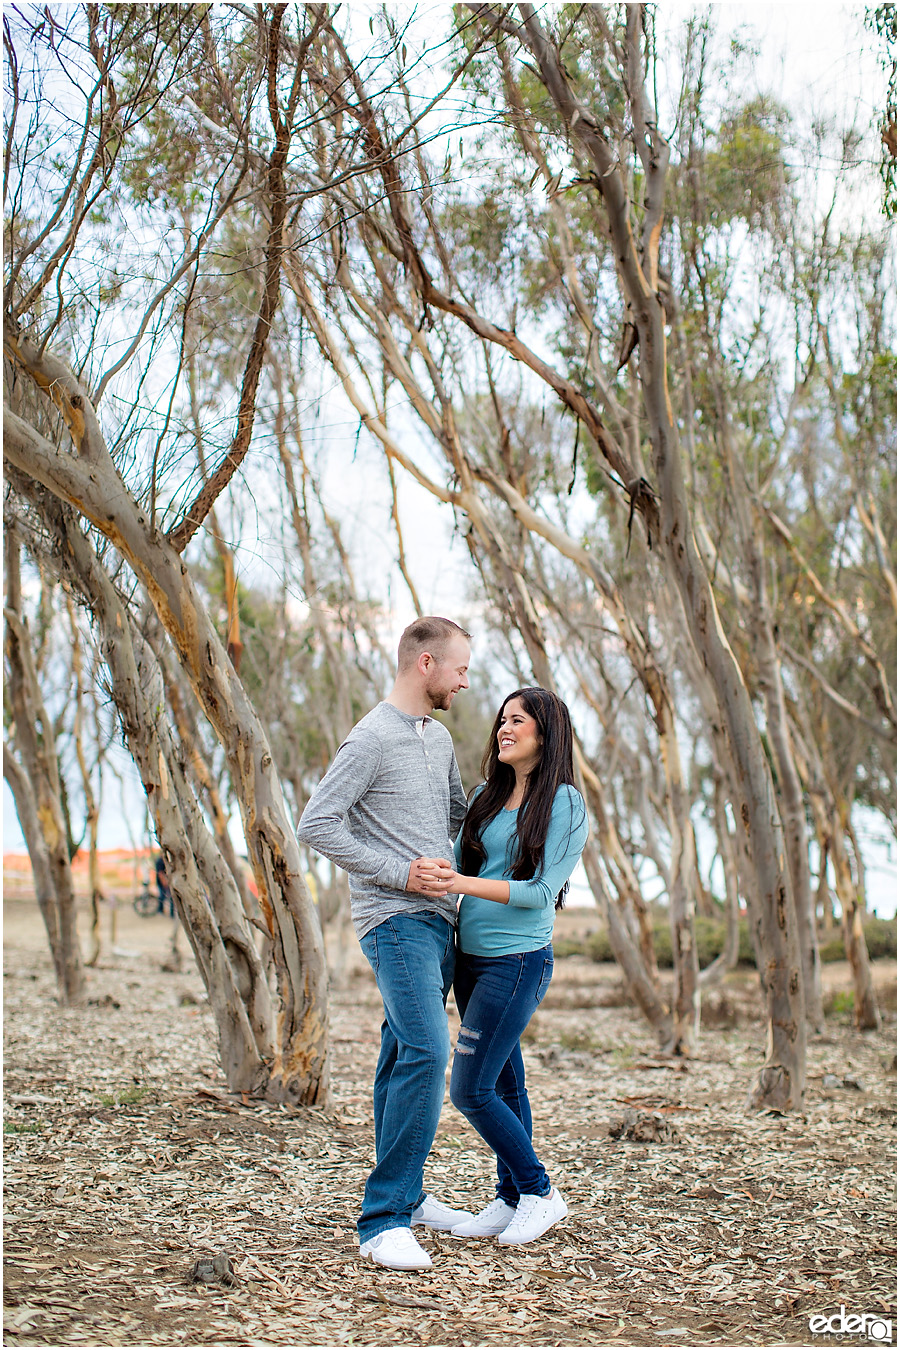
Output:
[{"xmin": 133, "ymin": 883, "xmax": 160, "ymax": 918}]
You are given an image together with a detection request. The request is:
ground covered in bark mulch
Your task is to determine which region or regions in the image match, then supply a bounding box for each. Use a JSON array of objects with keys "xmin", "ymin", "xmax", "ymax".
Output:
[{"xmin": 3, "ymin": 900, "xmax": 897, "ymax": 1349}]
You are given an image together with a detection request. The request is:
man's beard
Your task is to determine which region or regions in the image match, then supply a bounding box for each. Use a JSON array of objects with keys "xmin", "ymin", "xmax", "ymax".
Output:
[{"xmin": 426, "ymin": 681, "xmax": 455, "ymax": 711}]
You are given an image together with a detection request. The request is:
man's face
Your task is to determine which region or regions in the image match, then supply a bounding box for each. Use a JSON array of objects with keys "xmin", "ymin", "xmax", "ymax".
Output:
[{"xmin": 424, "ymin": 636, "xmax": 470, "ymax": 711}]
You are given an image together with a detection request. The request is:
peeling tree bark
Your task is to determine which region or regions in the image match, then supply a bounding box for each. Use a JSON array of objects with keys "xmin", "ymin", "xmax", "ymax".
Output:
[
  {"xmin": 3, "ymin": 336, "xmax": 330, "ymax": 1105},
  {"xmin": 49, "ymin": 498, "xmax": 275, "ymax": 1090}
]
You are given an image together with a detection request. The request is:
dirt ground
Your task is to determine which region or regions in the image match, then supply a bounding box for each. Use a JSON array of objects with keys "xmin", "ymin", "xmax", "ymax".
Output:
[{"xmin": 3, "ymin": 899, "xmax": 897, "ymax": 1350}]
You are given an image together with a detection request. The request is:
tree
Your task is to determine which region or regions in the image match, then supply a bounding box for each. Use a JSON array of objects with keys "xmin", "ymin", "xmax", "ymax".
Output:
[
  {"xmin": 275, "ymin": 3, "xmax": 891, "ymax": 1104},
  {"xmin": 3, "ymin": 4, "xmax": 331, "ymax": 1103}
]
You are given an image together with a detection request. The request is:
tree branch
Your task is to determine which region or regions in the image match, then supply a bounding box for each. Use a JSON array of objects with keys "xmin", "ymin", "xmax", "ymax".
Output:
[{"xmin": 166, "ymin": 5, "xmax": 327, "ymax": 554}]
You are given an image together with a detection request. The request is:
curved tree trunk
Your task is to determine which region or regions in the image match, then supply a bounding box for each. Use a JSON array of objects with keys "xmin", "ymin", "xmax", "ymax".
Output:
[
  {"xmin": 4, "ymin": 335, "xmax": 330, "ymax": 1104},
  {"xmin": 581, "ymin": 836, "xmax": 673, "ymax": 1045},
  {"xmin": 156, "ymin": 645, "xmax": 265, "ymax": 938},
  {"xmin": 55, "ymin": 503, "xmax": 275, "ymax": 1091},
  {"xmin": 514, "ymin": 6, "xmax": 806, "ymax": 1110}
]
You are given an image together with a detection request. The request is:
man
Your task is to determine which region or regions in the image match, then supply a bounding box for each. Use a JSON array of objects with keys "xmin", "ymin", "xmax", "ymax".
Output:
[{"xmin": 297, "ymin": 616, "xmax": 473, "ymax": 1271}]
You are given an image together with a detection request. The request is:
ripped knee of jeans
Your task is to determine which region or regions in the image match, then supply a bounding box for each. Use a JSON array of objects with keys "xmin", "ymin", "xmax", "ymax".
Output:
[{"xmin": 455, "ymin": 1024, "xmax": 481, "ymax": 1056}]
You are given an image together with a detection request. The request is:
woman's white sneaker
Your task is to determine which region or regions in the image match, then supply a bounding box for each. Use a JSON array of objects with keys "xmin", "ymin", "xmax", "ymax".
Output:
[
  {"xmin": 411, "ymin": 1194, "xmax": 474, "ymax": 1230},
  {"xmin": 451, "ymin": 1198, "xmax": 518, "ymax": 1237},
  {"xmin": 496, "ymin": 1188, "xmax": 567, "ymax": 1245},
  {"xmin": 359, "ymin": 1227, "xmax": 433, "ymax": 1269}
]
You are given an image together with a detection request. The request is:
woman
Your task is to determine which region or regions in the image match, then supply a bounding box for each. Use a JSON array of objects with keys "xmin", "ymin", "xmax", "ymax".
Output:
[{"xmin": 443, "ymin": 687, "xmax": 588, "ymax": 1246}]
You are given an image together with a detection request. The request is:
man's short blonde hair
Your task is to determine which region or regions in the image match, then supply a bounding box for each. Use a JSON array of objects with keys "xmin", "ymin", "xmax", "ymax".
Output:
[{"xmin": 397, "ymin": 616, "xmax": 471, "ymax": 672}]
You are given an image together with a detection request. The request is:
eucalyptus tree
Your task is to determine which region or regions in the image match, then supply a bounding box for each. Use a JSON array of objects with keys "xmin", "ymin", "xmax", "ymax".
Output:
[
  {"xmin": 3, "ymin": 3, "xmax": 333, "ymax": 1102},
  {"xmin": 274, "ymin": 3, "xmax": 893, "ymax": 1106},
  {"xmin": 663, "ymin": 23, "xmax": 895, "ymax": 1028}
]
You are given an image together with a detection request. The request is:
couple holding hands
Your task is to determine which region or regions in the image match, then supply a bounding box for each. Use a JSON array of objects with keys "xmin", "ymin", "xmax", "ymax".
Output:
[{"xmin": 298, "ymin": 617, "xmax": 588, "ymax": 1271}]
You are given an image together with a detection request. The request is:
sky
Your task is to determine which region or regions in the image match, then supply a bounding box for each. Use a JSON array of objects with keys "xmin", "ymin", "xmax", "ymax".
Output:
[{"xmin": 4, "ymin": 2, "xmax": 895, "ymax": 917}]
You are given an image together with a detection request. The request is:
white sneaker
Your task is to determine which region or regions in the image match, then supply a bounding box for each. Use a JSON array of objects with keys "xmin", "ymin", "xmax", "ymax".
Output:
[
  {"xmin": 451, "ymin": 1197, "xmax": 518, "ymax": 1237},
  {"xmin": 359, "ymin": 1227, "xmax": 433, "ymax": 1270},
  {"xmin": 411, "ymin": 1194, "xmax": 474, "ymax": 1230},
  {"xmin": 497, "ymin": 1187, "xmax": 568, "ymax": 1245}
]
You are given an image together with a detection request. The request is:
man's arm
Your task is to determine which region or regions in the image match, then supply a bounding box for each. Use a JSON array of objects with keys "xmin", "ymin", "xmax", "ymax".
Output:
[
  {"xmin": 297, "ymin": 732, "xmax": 450, "ymax": 895},
  {"xmin": 448, "ymin": 752, "xmax": 467, "ymax": 841},
  {"xmin": 297, "ymin": 734, "xmax": 409, "ymax": 892}
]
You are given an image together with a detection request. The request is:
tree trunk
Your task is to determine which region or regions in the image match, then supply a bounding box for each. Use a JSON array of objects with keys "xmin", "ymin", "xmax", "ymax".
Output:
[
  {"xmin": 750, "ymin": 562, "xmax": 824, "ymax": 1032},
  {"xmin": 700, "ymin": 770, "xmax": 742, "ymax": 988},
  {"xmin": 3, "ymin": 750, "xmax": 67, "ymax": 986},
  {"xmin": 792, "ymin": 713, "xmax": 881, "ymax": 1034},
  {"xmin": 157, "ymin": 647, "xmax": 264, "ymax": 937},
  {"xmin": 581, "ymin": 837, "xmax": 674, "ymax": 1045},
  {"xmin": 651, "ymin": 681, "xmax": 699, "ymax": 1055},
  {"xmin": 67, "ymin": 596, "xmax": 104, "ymax": 967},
  {"xmin": 4, "ymin": 342, "xmax": 330, "ymax": 1104},
  {"xmin": 514, "ymin": 7, "xmax": 805, "ymax": 1109},
  {"xmin": 4, "ymin": 532, "xmax": 84, "ymax": 1004},
  {"xmin": 830, "ymin": 804, "xmax": 881, "ymax": 1031},
  {"xmin": 816, "ymin": 833, "xmax": 835, "ymax": 931},
  {"xmin": 59, "ymin": 508, "xmax": 275, "ymax": 1090}
]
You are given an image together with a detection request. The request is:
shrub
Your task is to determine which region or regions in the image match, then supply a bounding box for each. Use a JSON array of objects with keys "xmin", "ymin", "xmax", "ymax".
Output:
[
  {"xmin": 552, "ymin": 936, "xmax": 590, "ymax": 959},
  {"xmin": 574, "ymin": 913, "xmax": 895, "ymax": 971},
  {"xmin": 819, "ymin": 933, "xmax": 846, "ymax": 963},
  {"xmin": 819, "ymin": 917, "xmax": 896, "ymax": 963},
  {"xmin": 863, "ymin": 916, "xmax": 897, "ymax": 960},
  {"xmin": 586, "ymin": 928, "xmax": 614, "ymax": 963}
]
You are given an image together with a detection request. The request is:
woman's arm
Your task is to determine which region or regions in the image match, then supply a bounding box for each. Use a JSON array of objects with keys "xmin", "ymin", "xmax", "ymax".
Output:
[{"xmin": 445, "ymin": 870, "xmax": 510, "ymax": 905}]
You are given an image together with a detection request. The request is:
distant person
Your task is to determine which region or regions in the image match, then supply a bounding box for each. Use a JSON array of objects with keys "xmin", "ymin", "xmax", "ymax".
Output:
[
  {"xmin": 155, "ymin": 853, "xmax": 174, "ymax": 917},
  {"xmin": 440, "ymin": 688, "xmax": 588, "ymax": 1246},
  {"xmin": 297, "ymin": 617, "xmax": 475, "ymax": 1271}
]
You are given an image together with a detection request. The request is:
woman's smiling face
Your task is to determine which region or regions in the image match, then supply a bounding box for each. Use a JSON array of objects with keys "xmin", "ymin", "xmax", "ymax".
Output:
[{"xmin": 496, "ymin": 697, "xmax": 543, "ymax": 776}]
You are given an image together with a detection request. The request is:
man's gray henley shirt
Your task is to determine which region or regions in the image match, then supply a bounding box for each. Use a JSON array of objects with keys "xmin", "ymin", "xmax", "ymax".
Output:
[{"xmin": 296, "ymin": 701, "xmax": 467, "ymax": 939}]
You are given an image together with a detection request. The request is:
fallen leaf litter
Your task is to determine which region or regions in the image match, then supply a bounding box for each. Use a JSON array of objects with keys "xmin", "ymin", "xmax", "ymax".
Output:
[{"xmin": 3, "ymin": 902, "xmax": 896, "ymax": 1346}]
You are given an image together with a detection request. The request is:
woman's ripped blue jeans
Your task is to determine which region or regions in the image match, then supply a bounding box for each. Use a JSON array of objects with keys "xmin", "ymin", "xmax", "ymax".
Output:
[{"xmin": 450, "ymin": 945, "xmax": 553, "ymax": 1204}]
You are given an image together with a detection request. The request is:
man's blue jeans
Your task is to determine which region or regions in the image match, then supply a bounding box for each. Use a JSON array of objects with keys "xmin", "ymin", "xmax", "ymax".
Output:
[
  {"xmin": 357, "ymin": 913, "xmax": 455, "ymax": 1241},
  {"xmin": 450, "ymin": 945, "xmax": 554, "ymax": 1203}
]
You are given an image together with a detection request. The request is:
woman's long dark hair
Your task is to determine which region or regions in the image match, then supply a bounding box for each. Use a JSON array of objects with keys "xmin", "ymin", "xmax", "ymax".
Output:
[{"xmin": 459, "ymin": 687, "xmax": 579, "ymax": 909}]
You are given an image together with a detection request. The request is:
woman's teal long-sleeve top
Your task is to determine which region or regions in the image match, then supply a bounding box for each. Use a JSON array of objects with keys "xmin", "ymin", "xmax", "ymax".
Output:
[{"xmin": 455, "ymin": 784, "xmax": 589, "ymax": 957}]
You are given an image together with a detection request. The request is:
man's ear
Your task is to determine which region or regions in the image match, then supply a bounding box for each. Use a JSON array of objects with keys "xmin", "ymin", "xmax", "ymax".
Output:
[{"xmin": 417, "ymin": 650, "xmax": 433, "ymax": 675}]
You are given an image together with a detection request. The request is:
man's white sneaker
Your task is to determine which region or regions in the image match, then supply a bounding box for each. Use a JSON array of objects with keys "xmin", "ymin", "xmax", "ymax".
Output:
[
  {"xmin": 411, "ymin": 1194, "xmax": 474, "ymax": 1230},
  {"xmin": 359, "ymin": 1227, "xmax": 433, "ymax": 1270},
  {"xmin": 497, "ymin": 1187, "xmax": 568, "ymax": 1245},
  {"xmin": 451, "ymin": 1197, "xmax": 518, "ymax": 1237}
]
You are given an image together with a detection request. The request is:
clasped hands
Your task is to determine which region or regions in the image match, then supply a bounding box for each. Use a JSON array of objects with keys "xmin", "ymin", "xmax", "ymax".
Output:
[{"xmin": 406, "ymin": 856, "xmax": 463, "ymax": 897}]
